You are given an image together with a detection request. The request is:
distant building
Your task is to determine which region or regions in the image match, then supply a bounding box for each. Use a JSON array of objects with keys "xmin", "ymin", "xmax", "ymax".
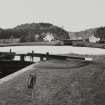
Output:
[
  {"xmin": 88, "ymin": 35, "xmax": 100, "ymax": 43},
  {"xmin": 43, "ymin": 33, "xmax": 55, "ymax": 42}
]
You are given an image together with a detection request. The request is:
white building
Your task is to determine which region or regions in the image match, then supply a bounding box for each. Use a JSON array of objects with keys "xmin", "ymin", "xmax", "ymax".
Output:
[
  {"xmin": 89, "ymin": 35, "xmax": 100, "ymax": 43},
  {"xmin": 43, "ymin": 33, "xmax": 54, "ymax": 42}
]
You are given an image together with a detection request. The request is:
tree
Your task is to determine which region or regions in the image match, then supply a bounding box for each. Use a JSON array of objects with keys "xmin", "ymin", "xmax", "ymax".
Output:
[
  {"xmin": 95, "ymin": 27, "xmax": 105, "ymax": 40},
  {"xmin": 9, "ymin": 35, "xmax": 14, "ymax": 43},
  {"xmin": 20, "ymin": 31, "xmax": 35, "ymax": 42}
]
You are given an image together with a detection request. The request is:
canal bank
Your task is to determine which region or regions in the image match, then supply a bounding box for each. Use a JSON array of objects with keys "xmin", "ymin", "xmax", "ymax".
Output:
[{"xmin": 0, "ymin": 58, "xmax": 105, "ymax": 105}]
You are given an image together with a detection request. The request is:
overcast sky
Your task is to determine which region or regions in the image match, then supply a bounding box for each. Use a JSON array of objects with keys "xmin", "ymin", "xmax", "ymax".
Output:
[{"xmin": 0, "ymin": 0, "xmax": 105, "ymax": 31}]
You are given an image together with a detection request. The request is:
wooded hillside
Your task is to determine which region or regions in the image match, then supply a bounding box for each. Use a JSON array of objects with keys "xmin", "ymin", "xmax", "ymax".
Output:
[{"xmin": 0, "ymin": 23, "xmax": 69, "ymax": 42}]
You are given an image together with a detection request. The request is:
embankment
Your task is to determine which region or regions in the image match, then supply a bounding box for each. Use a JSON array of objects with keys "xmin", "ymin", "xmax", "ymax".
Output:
[{"xmin": 0, "ymin": 59, "xmax": 105, "ymax": 105}]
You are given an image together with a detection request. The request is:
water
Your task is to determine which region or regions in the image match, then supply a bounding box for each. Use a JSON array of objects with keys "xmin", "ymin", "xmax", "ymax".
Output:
[
  {"xmin": 0, "ymin": 46, "xmax": 105, "ymax": 77},
  {"xmin": 0, "ymin": 46, "xmax": 105, "ymax": 55},
  {"xmin": 0, "ymin": 46, "xmax": 105, "ymax": 78}
]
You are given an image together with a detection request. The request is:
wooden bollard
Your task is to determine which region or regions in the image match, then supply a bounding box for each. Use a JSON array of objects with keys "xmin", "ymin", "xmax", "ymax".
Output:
[
  {"xmin": 27, "ymin": 74, "xmax": 36, "ymax": 89},
  {"xmin": 27, "ymin": 73, "xmax": 36, "ymax": 99},
  {"xmin": 46, "ymin": 52, "xmax": 49, "ymax": 60},
  {"xmin": 40, "ymin": 57, "xmax": 43, "ymax": 61},
  {"xmin": 20, "ymin": 54, "xmax": 25, "ymax": 62},
  {"xmin": 10, "ymin": 49, "xmax": 12, "ymax": 53},
  {"xmin": 31, "ymin": 51, "xmax": 34, "ymax": 62}
]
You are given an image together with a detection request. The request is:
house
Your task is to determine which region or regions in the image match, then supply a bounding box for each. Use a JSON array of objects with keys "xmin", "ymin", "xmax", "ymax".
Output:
[
  {"xmin": 43, "ymin": 33, "xmax": 55, "ymax": 42},
  {"xmin": 88, "ymin": 35, "xmax": 100, "ymax": 43}
]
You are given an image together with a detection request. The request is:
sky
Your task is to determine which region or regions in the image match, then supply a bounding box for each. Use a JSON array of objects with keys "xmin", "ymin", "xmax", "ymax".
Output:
[{"xmin": 0, "ymin": 0, "xmax": 105, "ymax": 31}]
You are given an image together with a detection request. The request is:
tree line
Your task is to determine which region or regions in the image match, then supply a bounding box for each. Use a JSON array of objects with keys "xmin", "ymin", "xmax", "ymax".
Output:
[{"xmin": 0, "ymin": 23, "xmax": 69, "ymax": 42}]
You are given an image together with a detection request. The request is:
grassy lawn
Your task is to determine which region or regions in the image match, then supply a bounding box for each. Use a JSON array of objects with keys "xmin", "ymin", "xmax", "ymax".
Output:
[{"xmin": 0, "ymin": 55, "xmax": 105, "ymax": 104}]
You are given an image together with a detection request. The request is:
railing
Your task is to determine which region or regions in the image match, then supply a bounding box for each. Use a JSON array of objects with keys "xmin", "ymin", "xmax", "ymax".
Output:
[{"xmin": 0, "ymin": 49, "xmax": 93, "ymax": 62}]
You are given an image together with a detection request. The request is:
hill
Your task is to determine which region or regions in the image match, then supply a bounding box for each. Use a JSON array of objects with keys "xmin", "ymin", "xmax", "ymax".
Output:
[
  {"xmin": 0, "ymin": 23, "xmax": 69, "ymax": 42},
  {"xmin": 69, "ymin": 27, "xmax": 105, "ymax": 42},
  {"xmin": 0, "ymin": 24, "xmax": 105, "ymax": 45}
]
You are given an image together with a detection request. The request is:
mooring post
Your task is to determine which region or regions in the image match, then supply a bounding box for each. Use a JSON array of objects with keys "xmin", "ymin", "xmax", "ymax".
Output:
[
  {"xmin": 20, "ymin": 54, "xmax": 25, "ymax": 62},
  {"xmin": 46, "ymin": 52, "xmax": 49, "ymax": 60},
  {"xmin": 40, "ymin": 57, "xmax": 43, "ymax": 61},
  {"xmin": 31, "ymin": 50, "xmax": 34, "ymax": 62},
  {"xmin": 27, "ymin": 73, "xmax": 37, "ymax": 99},
  {"xmin": 10, "ymin": 49, "xmax": 12, "ymax": 53}
]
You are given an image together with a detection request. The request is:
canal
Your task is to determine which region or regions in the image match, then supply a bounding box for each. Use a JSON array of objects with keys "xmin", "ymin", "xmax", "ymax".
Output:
[
  {"xmin": 0, "ymin": 46, "xmax": 105, "ymax": 55},
  {"xmin": 0, "ymin": 46, "xmax": 105, "ymax": 78}
]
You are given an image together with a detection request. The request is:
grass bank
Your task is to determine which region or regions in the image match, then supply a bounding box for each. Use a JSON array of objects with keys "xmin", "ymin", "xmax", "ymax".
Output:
[{"xmin": 0, "ymin": 55, "xmax": 105, "ymax": 105}]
